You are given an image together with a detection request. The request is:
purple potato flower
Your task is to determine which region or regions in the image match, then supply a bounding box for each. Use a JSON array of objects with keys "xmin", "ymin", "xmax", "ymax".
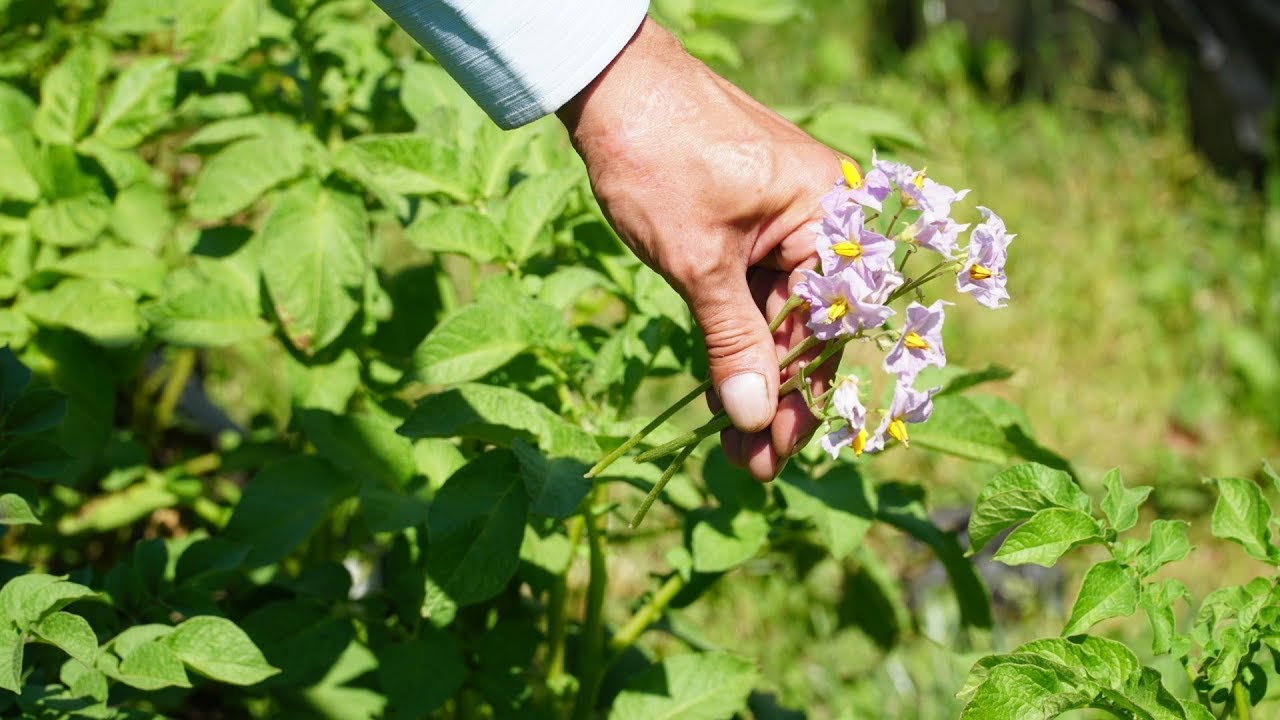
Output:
[
  {"xmin": 873, "ymin": 154, "xmax": 969, "ymax": 218},
  {"xmin": 902, "ymin": 215, "xmax": 969, "ymax": 258},
  {"xmin": 956, "ymin": 206, "xmax": 1013, "ymax": 309},
  {"xmin": 814, "ymin": 204, "xmax": 896, "ymax": 276},
  {"xmin": 865, "ymin": 380, "xmax": 940, "ymax": 452},
  {"xmin": 883, "ymin": 300, "xmax": 949, "ymax": 379},
  {"xmin": 794, "ymin": 267, "xmax": 895, "ymax": 341},
  {"xmin": 819, "ymin": 378, "xmax": 870, "ymax": 458},
  {"xmin": 821, "ymin": 158, "xmax": 893, "ymax": 214}
]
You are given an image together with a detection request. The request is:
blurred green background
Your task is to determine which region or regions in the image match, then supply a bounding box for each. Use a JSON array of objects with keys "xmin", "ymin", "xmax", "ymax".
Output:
[{"xmin": 637, "ymin": 1, "xmax": 1280, "ymax": 717}]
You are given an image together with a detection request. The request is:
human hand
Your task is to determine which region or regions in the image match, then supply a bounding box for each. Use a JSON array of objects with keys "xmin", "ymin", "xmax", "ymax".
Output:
[{"xmin": 557, "ymin": 18, "xmax": 845, "ymax": 481}]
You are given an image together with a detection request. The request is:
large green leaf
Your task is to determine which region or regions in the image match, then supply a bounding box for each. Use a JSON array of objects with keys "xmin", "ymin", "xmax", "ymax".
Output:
[
  {"xmin": 20, "ymin": 278, "xmax": 145, "ymax": 347},
  {"xmin": 909, "ymin": 394, "xmax": 1015, "ymax": 464},
  {"xmin": 412, "ymin": 302, "xmax": 530, "ymax": 385},
  {"xmin": 689, "ymin": 506, "xmax": 769, "ymax": 573},
  {"xmin": 0, "ymin": 624, "xmax": 20, "ymax": 693},
  {"xmin": 335, "ymin": 134, "xmax": 474, "ymax": 203},
  {"xmin": 52, "ymin": 244, "xmax": 167, "ymax": 297},
  {"xmin": 33, "ymin": 43, "xmax": 108, "ymax": 145},
  {"xmin": 513, "ymin": 439, "xmax": 591, "ymax": 519},
  {"xmin": 427, "ymin": 450, "xmax": 529, "ymax": 606},
  {"xmin": 775, "ymin": 463, "xmax": 876, "ymax": 560},
  {"xmin": 143, "ymin": 261, "xmax": 271, "ymax": 347},
  {"xmin": 0, "ymin": 574, "xmax": 99, "ymax": 630},
  {"xmin": 100, "ymin": 0, "xmax": 176, "ymax": 36},
  {"xmin": 992, "ymin": 508, "xmax": 1101, "ymax": 567},
  {"xmin": 166, "ymin": 616, "xmax": 279, "ymax": 685},
  {"xmin": 92, "ymin": 58, "xmax": 176, "ymax": 148},
  {"xmin": 259, "ymin": 180, "xmax": 367, "ymax": 355},
  {"xmin": 1134, "ymin": 520, "xmax": 1192, "ymax": 577},
  {"xmin": 608, "ymin": 652, "xmax": 759, "ymax": 720},
  {"xmin": 376, "ymin": 632, "xmax": 468, "ymax": 718},
  {"xmin": 960, "ymin": 661, "xmax": 1092, "ymax": 720},
  {"xmin": 501, "ymin": 169, "xmax": 582, "ymax": 263},
  {"xmin": 176, "ymin": 0, "xmax": 262, "ymax": 67},
  {"xmin": 223, "ymin": 456, "xmax": 359, "ymax": 567},
  {"xmin": 188, "ymin": 135, "xmax": 308, "ymax": 220},
  {"xmin": 1062, "ymin": 561, "xmax": 1140, "ymax": 636},
  {"xmin": 968, "ymin": 463, "xmax": 1090, "ymax": 555},
  {"xmin": 31, "ymin": 611, "xmax": 98, "ymax": 666},
  {"xmin": 405, "ymin": 206, "xmax": 507, "ymax": 263},
  {"xmin": 28, "ymin": 192, "xmax": 112, "ymax": 247},
  {"xmin": 1206, "ymin": 477, "xmax": 1278, "ymax": 564},
  {"xmin": 0, "ymin": 494, "xmax": 39, "ymax": 525},
  {"xmin": 1141, "ymin": 580, "xmax": 1192, "ymax": 657}
]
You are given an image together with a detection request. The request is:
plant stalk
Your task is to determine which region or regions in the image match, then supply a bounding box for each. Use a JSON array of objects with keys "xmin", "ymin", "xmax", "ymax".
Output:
[
  {"xmin": 608, "ymin": 572, "xmax": 687, "ymax": 655},
  {"xmin": 154, "ymin": 349, "xmax": 196, "ymax": 434},
  {"xmin": 570, "ymin": 493, "xmax": 608, "ymax": 720},
  {"xmin": 629, "ymin": 442, "xmax": 697, "ymax": 528}
]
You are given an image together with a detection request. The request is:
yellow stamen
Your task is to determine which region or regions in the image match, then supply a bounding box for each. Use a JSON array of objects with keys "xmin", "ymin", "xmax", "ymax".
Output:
[
  {"xmin": 826, "ymin": 297, "xmax": 849, "ymax": 322},
  {"xmin": 903, "ymin": 331, "xmax": 929, "ymax": 350},
  {"xmin": 912, "ymin": 170, "xmax": 927, "ymax": 191},
  {"xmin": 840, "ymin": 158, "xmax": 864, "ymax": 189},
  {"xmin": 887, "ymin": 418, "xmax": 909, "ymax": 446},
  {"xmin": 851, "ymin": 428, "xmax": 868, "ymax": 456},
  {"xmin": 969, "ymin": 264, "xmax": 993, "ymax": 281},
  {"xmin": 831, "ymin": 240, "xmax": 862, "ymax": 259}
]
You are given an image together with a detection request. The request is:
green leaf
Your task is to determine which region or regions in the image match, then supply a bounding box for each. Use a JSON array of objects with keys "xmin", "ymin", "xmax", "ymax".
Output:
[
  {"xmin": 1207, "ymin": 477, "xmax": 1279, "ymax": 564},
  {"xmin": 143, "ymin": 261, "xmax": 271, "ymax": 347},
  {"xmin": 28, "ymin": 192, "xmax": 112, "ymax": 248},
  {"xmin": 110, "ymin": 639, "xmax": 191, "ymax": 690},
  {"xmin": 1062, "ymin": 560, "xmax": 1140, "ymax": 636},
  {"xmin": 31, "ymin": 611, "xmax": 97, "ymax": 665},
  {"xmin": 1135, "ymin": 520, "xmax": 1192, "ymax": 577},
  {"xmin": 335, "ymin": 134, "xmax": 474, "ymax": 203},
  {"xmin": 0, "ymin": 132, "xmax": 40, "ymax": 202},
  {"xmin": 398, "ymin": 383, "xmax": 598, "ymax": 461},
  {"xmin": 0, "ymin": 574, "xmax": 99, "ymax": 630},
  {"xmin": 501, "ymin": 169, "xmax": 582, "ymax": 263},
  {"xmin": 412, "ymin": 303, "xmax": 529, "ymax": 385},
  {"xmin": 689, "ymin": 506, "xmax": 769, "ymax": 573},
  {"xmin": 167, "ymin": 616, "xmax": 279, "ymax": 685},
  {"xmin": 992, "ymin": 508, "xmax": 1101, "ymax": 567},
  {"xmin": 0, "ymin": 623, "xmax": 22, "ymax": 693},
  {"xmin": 1017, "ymin": 635, "xmax": 1138, "ymax": 691},
  {"xmin": 1263, "ymin": 459, "xmax": 1279, "ymax": 496},
  {"xmin": 0, "ymin": 494, "xmax": 39, "ymax": 525},
  {"xmin": 473, "ymin": 121, "xmax": 539, "ymax": 199},
  {"xmin": 427, "ymin": 450, "xmax": 529, "ymax": 605},
  {"xmin": 33, "ymin": 43, "xmax": 107, "ymax": 145},
  {"xmin": 52, "ymin": 244, "xmax": 167, "ymax": 297},
  {"xmin": 55, "ymin": 479, "xmax": 177, "ymax": 534},
  {"xmin": 223, "ymin": 456, "xmax": 359, "ymax": 568},
  {"xmin": 406, "ymin": 206, "xmax": 507, "ymax": 263},
  {"xmin": 695, "ymin": 0, "xmax": 801, "ymax": 25},
  {"xmin": 909, "ymin": 394, "xmax": 1016, "ymax": 465},
  {"xmin": 110, "ymin": 181, "xmax": 173, "ymax": 252},
  {"xmin": 960, "ymin": 661, "xmax": 1092, "ymax": 720},
  {"xmin": 176, "ymin": 0, "xmax": 262, "ymax": 67},
  {"xmin": 260, "ymin": 180, "xmax": 367, "ymax": 355},
  {"xmin": 1100, "ymin": 467, "xmax": 1151, "ymax": 533},
  {"xmin": 188, "ymin": 137, "xmax": 307, "ymax": 221},
  {"xmin": 1141, "ymin": 579, "xmax": 1192, "ymax": 656},
  {"xmin": 608, "ymin": 651, "xmax": 759, "ymax": 720},
  {"xmin": 60, "ymin": 658, "xmax": 109, "ymax": 703},
  {"xmin": 968, "ymin": 463, "xmax": 1090, "ymax": 555},
  {"xmin": 100, "ymin": 0, "xmax": 176, "ymax": 36},
  {"xmin": 400, "ymin": 63, "xmax": 487, "ymax": 134},
  {"xmin": 775, "ymin": 463, "xmax": 876, "ymax": 560},
  {"xmin": 1, "ymin": 347, "xmax": 32, "ymax": 413},
  {"xmin": 514, "ymin": 439, "xmax": 591, "ymax": 519},
  {"xmin": 376, "ymin": 632, "xmax": 468, "ymax": 718},
  {"xmin": 92, "ymin": 58, "xmax": 176, "ymax": 149},
  {"xmin": 287, "ymin": 348, "xmax": 361, "ymax": 413},
  {"xmin": 21, "ymin": 278, "xmax": 144, "ymax": 347},
  {"xmin": 4, "ymin": 386, "xmax": 67, "ymax": 436}
]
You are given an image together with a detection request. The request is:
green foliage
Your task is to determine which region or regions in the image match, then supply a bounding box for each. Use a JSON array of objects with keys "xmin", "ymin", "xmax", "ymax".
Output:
[{"xmin": 965, "ymin": 463, "xmax": 1280, "ymax": 718}]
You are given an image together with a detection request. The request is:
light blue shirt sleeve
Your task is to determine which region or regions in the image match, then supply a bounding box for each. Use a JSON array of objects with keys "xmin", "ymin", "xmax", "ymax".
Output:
[{"xmin": 371, "ymin": 1, "xmax": 651, "ymax": 129}]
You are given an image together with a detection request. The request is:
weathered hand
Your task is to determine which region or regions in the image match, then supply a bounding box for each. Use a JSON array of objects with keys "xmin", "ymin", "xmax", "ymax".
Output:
[{"xmin": 558, "ymin": 18, "xmax": 844, "ymax": 480}]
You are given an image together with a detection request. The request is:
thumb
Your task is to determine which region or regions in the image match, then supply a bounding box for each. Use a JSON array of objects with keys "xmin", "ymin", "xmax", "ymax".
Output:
[{"xmin": 685, "ymin": 272, "xmax": 779, "ymax": 433}]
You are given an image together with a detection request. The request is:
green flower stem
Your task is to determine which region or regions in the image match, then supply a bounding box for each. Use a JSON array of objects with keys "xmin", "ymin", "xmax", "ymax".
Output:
[
  {"xmin": 633, "ymin": 335, "xmax": 850, "ymax": 465},
  {"xmin": 546, "ymin": 515, "xmax": 584, "ymax": 695},
  {"xmin": 608, "ymin": 572, "xmax": 687, "ymax": 655},
  {"xmin": 570, "ymin": 493, "xmax": 609, "ymax": 720},
  {"xmin": 586, "ymin": 298, "xmax": 810, "ymax": 479},
  {"xmin": 629, "ymin": 442, "xmax": 698, "ymax": 528},
  {"xmin": 886, "ymin": 260, "xmax": 954, "ymax": 303}
]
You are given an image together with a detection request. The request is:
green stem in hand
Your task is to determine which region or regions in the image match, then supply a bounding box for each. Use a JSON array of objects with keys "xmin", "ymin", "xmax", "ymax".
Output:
[
  {"xmin": 632, "ymin": 415, "xmax": 731, "ymax": 465},
  {"xmin": 886, "ymin": 260, "xmax": 954, "ymax": 304},
  {"xmin": 628, "ymin": 442, "xmax": 698, "ymax": 528},
  {"xmin": 587, "ymin": 297, "xmax": 810, "ymax": 478}
]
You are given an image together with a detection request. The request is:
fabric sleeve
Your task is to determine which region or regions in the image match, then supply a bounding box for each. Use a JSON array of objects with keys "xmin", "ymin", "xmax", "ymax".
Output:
[{"xmin": 371, "ymin": 0, "xmax": 650, "ymax": 129}]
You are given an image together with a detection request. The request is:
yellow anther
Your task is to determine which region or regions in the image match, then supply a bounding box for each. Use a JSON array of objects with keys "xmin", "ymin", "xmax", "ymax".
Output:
[
  {"xmin": 851, "ymin": 428, "xmax": 868, "ymax": 456},
  {"xmin": 903, "ymin": 331, "xmax": 929, "ymax": 350},
  {"xmin": 969, "ymin": 264, "xmax": 993, "ymax": 281},
  {"xmin": 827, "ymin": 297, "xmax": 849, "ymax": 322},
  {"xmin": 912, "ymin": 170, "xmax": 927, "ymax": 191},
  {"xmin": 831, "ymin": 240, "xmax": 862, "ymax": 259},
  {"xmin": 887, "ymin": 418, "xmax": 909, "ymax": 446},
  {"xmin": 840, "ymin": 158, "xmax": 864, "ymax": 189}
]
